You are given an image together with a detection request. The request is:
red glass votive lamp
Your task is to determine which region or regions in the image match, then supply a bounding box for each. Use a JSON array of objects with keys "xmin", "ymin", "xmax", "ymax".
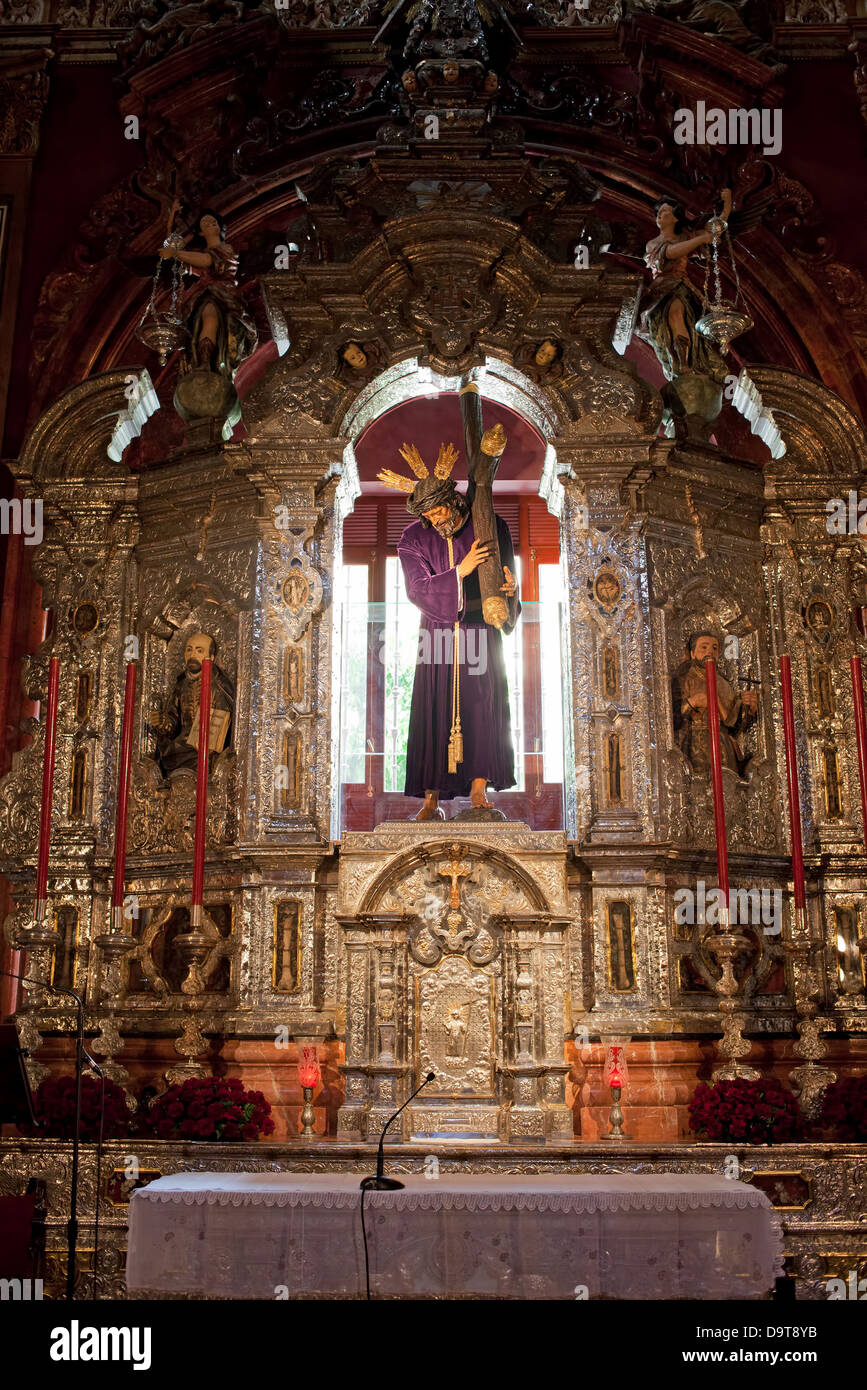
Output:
[
  {"xmin": 298, "ymin": 1046, "xmax": 320, "ymax": 1138},
  {"xmin": 298, "ymin": 1050, "xmax": 320, "ymax": 1090}
]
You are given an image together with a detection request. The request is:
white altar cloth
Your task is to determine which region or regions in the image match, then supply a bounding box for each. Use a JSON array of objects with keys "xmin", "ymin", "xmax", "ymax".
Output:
[{"xmin": 126, "ymin": 1171, "xmax": 783, "ymax": 1300}]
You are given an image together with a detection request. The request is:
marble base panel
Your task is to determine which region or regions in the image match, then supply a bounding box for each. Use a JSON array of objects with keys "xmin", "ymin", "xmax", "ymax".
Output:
[{"xmin": 17, "ymin": 1034, "xmax": 867, "ymax": 1142}]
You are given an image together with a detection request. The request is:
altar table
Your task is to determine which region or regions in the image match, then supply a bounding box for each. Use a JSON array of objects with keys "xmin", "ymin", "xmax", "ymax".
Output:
[{"xmin": 126, "ymin": 1171, "xmax": 783, "ymax": 1300}]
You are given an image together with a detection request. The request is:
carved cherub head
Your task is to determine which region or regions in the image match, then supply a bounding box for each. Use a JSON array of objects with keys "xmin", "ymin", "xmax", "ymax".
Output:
[
  {"xmin": 442, "ymin": 59, "xmax": 460, "ymax": 84},
  {"xmin": 534, "ymin": 337, "xmax": 561, "ymax": 368},
  {"xmin": 341, "ymin": 341, "xmax": 368, "ymax": 371}
]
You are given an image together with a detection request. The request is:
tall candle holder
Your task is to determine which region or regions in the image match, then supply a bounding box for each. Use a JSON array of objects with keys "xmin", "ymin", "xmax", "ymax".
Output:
[
  {"xmin": 165, "ymin": 655, "xmax": 214, "ymax": 1084},
  {"xmin": 706, "ymin": 929, "xmax": 759, "ymax": 1081},
  {"xmin": 166, "ymin": 926, "xmax": 213, "ymax": 1084},
  {"xmin": 10, "ymin": 898, "xmax": 59, "ymax": 1088},
  {"xmin": 784, "ymin": 922, "xmax": 835, "ymax": 1119},
  {"xmin": 91, "ymin": 925, "xmax": 136, "ymax": 1089},
  {"xmin": 167, "ymin": 1004, "xmax": 211, "ymax": 1085},
  {"xmin": 14, "ymin": 656, "xmax": 63, "ymax": 1084},
  {"xmin": 93, "ymin": 660, "xmax": 139, "ymax": 1089}
]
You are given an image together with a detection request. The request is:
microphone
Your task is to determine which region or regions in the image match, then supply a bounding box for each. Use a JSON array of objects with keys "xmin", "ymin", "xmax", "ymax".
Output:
[{"xmin": 360, "ymin": 1071, "xmax": 436, "ymax": 1192}]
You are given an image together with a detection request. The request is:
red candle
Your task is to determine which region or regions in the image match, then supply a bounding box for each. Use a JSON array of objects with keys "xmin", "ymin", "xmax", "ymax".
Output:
[
  {"xmin": 779, "ymin": 656, "xmax": 806, "ymax": 910},
  {"xmin": 705, "ymin": 659, "xmax": 730, "ymax": 911},
  {"xmin": 851, "ymin": 656, "xmax": 867, "ymax": 863},
  {"xmin": 608, "ymin": 1069, "xmax": 623, "ymax": 1089},
  {"xmin": 110, "ymin": 662, "xmax": 138, "ymax": 925},
  {"xmin": 35, "ymin": 656, "xmax": 60, "ymax": 917},
  {"xmin": 190, "ymin": 657, "xmax": 212, "ymax": 922}
]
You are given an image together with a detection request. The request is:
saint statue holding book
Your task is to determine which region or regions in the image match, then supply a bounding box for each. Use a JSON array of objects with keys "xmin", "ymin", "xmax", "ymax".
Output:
[{"xmin": 148, "ymin": 631, "xmax": 235, "ymax": 784}]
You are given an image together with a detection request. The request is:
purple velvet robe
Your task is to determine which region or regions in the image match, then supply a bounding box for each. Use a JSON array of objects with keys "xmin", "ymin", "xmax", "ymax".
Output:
[{"xmin": 398, "ymin": 511, "xmax": 520, "ymax": 798}]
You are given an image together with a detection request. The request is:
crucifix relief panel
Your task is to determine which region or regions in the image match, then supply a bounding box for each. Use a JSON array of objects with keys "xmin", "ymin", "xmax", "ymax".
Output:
[{"xmin": 336, "ymin": 822, "xmax": 572, "ymax": 1142}]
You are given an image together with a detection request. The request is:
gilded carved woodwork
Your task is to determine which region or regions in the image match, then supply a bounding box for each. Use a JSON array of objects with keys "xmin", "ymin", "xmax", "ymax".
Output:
[
  {"xmin": 5, "ymin": 233, "xmax": 867, "ymax": 1098},
  {"xmin": 3, "ymin": 11, "xmax": 867, "ymax": 1123},
  {"xmin": 0, "ymin": 48, "xmax": 51, "ymax": 155}
]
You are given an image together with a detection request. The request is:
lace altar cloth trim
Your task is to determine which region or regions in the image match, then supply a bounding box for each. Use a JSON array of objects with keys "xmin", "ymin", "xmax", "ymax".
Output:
[
  {"xmin": 127, "ymin": 1173, "xmax": 784, "ymax": 1296},
  {"xmin": 133, "ymin": 1171, "xmax": 777, "ymax": 1214}
]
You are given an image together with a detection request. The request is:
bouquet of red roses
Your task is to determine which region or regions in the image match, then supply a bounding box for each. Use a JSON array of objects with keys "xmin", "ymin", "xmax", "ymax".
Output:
[
  {"xmin": 818, "ymin": 1076, "xmax": 867, "ymax": 1141},
  {"xmin": 149, "ymin": 1076, "xmax": 275, "ymax": 1142},
  {"xmin": 33, "ymin": 1073, "xmax": 131, "ymax": 1141},
  {"xmin": 688, "ymin": 1077, "xmax": 805, "ymax": 1145}
]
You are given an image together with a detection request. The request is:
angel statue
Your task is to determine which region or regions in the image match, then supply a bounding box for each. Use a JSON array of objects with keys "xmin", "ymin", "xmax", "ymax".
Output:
[
  {"xmin": 158, "ymin": 206, "xmax": 257, "ymax": 433},
  {"xmin": 635, "ymin": 188, "xmax": 732, "ymax": 382},
  {"xmin": 159, "ymin": 207, "xmax": 256, "ymax": 377}
]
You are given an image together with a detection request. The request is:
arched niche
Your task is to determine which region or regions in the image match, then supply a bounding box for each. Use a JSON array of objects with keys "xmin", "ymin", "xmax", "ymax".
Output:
[{"xmin": 327, "ymin": 353, "xmax": 577, "ymax": 838}]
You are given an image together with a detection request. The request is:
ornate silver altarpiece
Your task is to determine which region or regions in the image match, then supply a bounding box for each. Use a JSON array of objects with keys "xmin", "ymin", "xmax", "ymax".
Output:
[{"xmin": 2, "ymin": 61, "xmax": 866, "ymax": 1154}]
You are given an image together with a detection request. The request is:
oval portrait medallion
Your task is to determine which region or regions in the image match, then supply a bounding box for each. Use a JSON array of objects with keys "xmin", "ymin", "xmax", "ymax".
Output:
[
  {"xmin": 804, "ymin": 596, "xmax": 834, "ymax": 644},
  {"xmin": 71, "ymin": 601, "xmax": 100, "ymax": 635},
  {"xmin": 592, "ymin": 567, "xmax": 621, "ymax": 612},
  {"xmin": 281, "ymin": 570, "xmax": 309, "ymax": 614}
]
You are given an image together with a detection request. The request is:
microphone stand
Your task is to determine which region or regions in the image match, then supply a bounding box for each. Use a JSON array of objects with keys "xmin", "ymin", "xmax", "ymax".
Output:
[
  {"xmin": 2, "ymin": 971, "xmax": 85, "ymax": 1301},
  {"xmin": 360, "ymin": 1071, "xmax": 436, "ymax": 1191}
]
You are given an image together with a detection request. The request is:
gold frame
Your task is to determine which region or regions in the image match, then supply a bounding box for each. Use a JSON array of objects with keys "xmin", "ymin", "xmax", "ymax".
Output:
[
  {"xmin": 50, "ymin": 904, "xmax": 80, "ymax": 992},
  {"xmin": 281, "ymin": 571, "xmax": 310, "ymax": 612},
  {"xmin": 272, "ymin": 899, "xmax": 302, "ymax": 994},
  {"xmin": 68, "ymin": 747, "xmax": 88, "ymax": 819},
  {"xmin": 831, "ymin": 901, "xmax": 866, "ymax": 989},
  {"xmin": 601, "ymin": 642, "xmax": 619, "ymax": 700},
  {"xmin": 70, "ymin": 600, "xmax": 100, "ymax": 635},
  {"xmin": 821, "ymin": 744, "xmax": 843, "ymax": 820},
  {"xmin": 103, "ymin": 1167, "xmax": 164, "ymax": 1209},
  {"xmin": 74, "ymin": 669, "xmax": 93, "ymax": 722},
  {"xmin": 746, "ymin": 1170, "xmax": 814, "ymax": 1211},
  {"xmin": 605, "ymin": 898, "xmax": 638, "ymax": 993}
]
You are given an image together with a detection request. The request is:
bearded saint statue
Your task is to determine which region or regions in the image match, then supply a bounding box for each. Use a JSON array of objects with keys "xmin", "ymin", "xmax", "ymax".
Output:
[
  {"xmin": 378, "ymin": 435, "xmax": 519, "ymax": 820},
  {"xmin": 671, "ymin": 632, "xmax": 758, "ymax": 778},
  {"xmin": 148, "ymin": 631, "xmax": 235, "ymax": 784}
]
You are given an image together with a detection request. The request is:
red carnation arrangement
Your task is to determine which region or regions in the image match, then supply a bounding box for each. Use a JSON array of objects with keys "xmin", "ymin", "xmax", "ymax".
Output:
[
  {"xmin": 33, "ymin": 1073, "xmax": 131, "ymax": 1141},
  {"xmin": 688, "ymin": 1078, "xmax": 805, "ymax": 1145},
  {"xmin": 818, "ymin": 1076, "xmax": 867, "ymax": 1142},
  {"xmin": 149, "ymin": 1076, "xmax": 275, "ymax": 1142}
]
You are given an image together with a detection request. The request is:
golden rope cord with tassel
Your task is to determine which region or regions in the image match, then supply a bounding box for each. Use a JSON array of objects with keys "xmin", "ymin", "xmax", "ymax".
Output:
[{"xmin": 446, "ymin": 535, "xmax": 462, "ymax": 775}]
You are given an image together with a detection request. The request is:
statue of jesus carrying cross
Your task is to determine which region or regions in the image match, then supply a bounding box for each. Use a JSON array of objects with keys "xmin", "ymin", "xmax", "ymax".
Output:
[{"xmin": 377, "ymin": 394, "xmax": 520, "ymax": 820}]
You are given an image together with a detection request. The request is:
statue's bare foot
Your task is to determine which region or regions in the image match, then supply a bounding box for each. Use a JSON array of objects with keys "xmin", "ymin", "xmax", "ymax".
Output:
[
  {"xmin": 469, "ymin": 778, "xmax": 493, "ymax": 809},
  {"xmin": 415, "ymin": 794, "xmax": 444, "ymax": 822}
]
